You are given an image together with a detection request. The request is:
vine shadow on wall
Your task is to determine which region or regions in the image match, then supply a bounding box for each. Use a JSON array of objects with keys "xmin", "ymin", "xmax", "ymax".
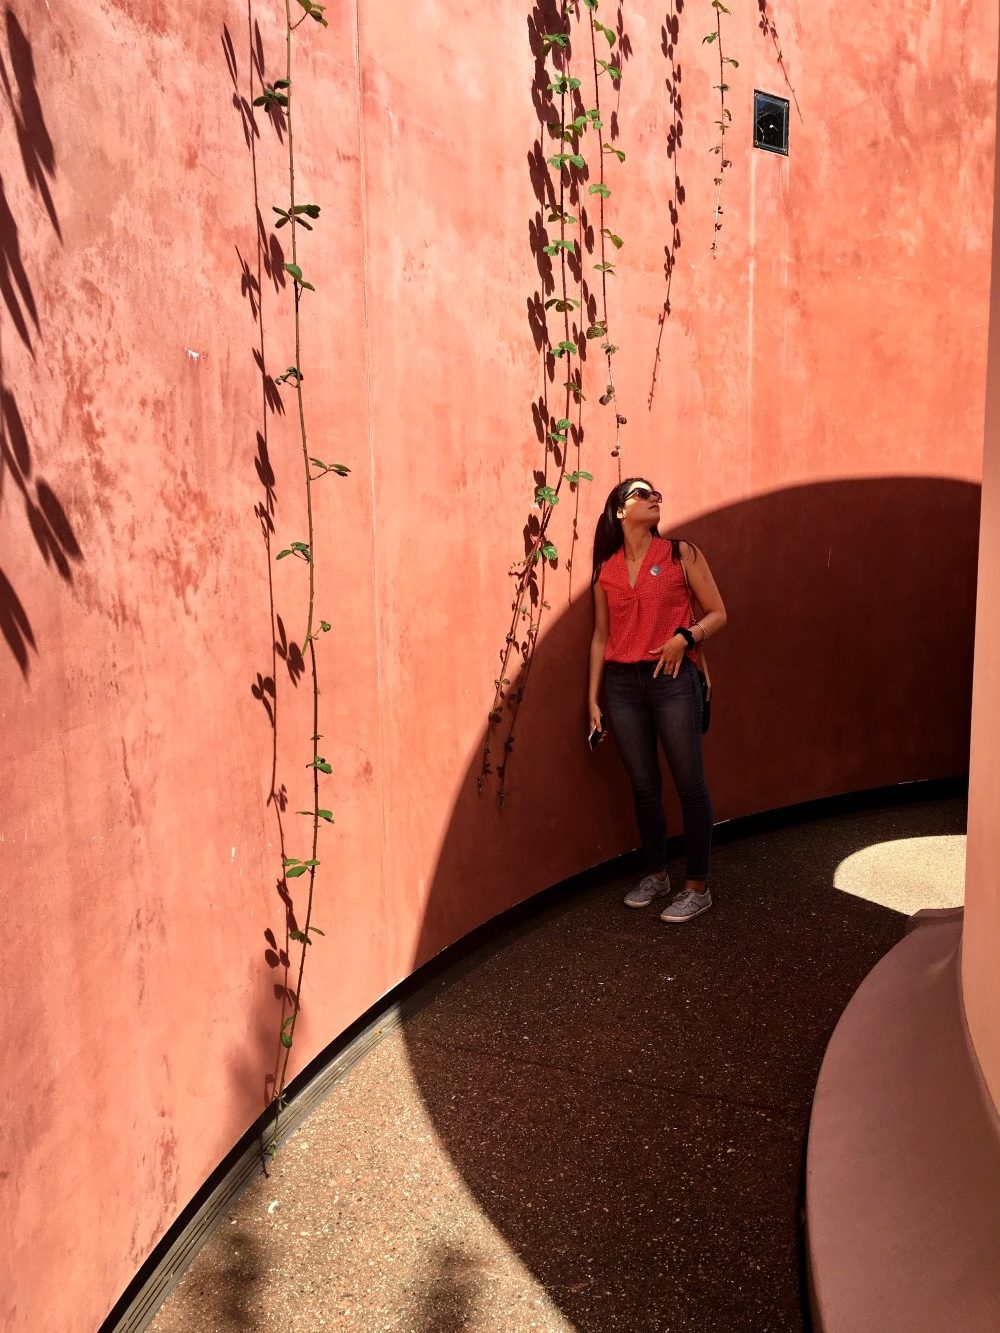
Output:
[
  {"xmin": 0, "ymin": 8, "xmax": 81, "ymax": 677},
  {"xmin": 218, "ymin": 10, "xmax": 308, "ymax": 1146},
  {"xmin": 399, "ymin": 475, "xmax": 978, "ymax": 1328}
]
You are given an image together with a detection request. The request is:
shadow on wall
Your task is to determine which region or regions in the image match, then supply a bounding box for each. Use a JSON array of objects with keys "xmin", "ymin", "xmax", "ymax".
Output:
[
  {"xmin": 0, "ymin": 8, "xmax": 81, "ymax": 676},
  {"xmin": 426, "ymin": 475, "xmax": 980, "ymax": 969},
  {"xmin": 397, "ymin": 478, "xmax": 977, "ymax": 1329}
]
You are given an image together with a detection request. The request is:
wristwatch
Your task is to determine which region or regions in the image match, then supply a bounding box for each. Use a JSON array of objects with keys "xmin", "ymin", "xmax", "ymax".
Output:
[{"xmin": 674, "ymin": 626, "xmax": 697, "ymax": 649}]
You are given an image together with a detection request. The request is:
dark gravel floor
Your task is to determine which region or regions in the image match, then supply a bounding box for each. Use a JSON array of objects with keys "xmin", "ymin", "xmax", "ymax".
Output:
[{"xmin": 151, "ymin": 796, "xmax": 965, "ymax": 1333}]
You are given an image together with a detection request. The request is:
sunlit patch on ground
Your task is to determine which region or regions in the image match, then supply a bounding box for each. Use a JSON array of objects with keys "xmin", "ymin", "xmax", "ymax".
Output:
[{"xmin": 833, "ymin": 834, "xmax": 966, "ymax": 914}]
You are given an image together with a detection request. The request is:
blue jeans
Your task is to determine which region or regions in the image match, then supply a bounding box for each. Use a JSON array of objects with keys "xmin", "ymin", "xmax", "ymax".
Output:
[{"xmin": 603, "ymin": 657, "xmax": 713, "ymax": 881}]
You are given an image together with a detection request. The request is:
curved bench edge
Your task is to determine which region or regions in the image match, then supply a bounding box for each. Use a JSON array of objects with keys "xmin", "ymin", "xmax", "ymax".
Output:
[{"xmin": 805, "ymin": 910, "xmax": 1000, "ymax": 1332}]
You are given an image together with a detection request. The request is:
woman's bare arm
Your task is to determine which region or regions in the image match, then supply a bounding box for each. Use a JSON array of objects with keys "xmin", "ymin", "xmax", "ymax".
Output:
[
  {"xmin": 680, "ymin": 542, "xmax": 727, "ymax": 643},
  {"xmin": 588, "ymin": 582, "xmax": 610, "ymax": 729}
]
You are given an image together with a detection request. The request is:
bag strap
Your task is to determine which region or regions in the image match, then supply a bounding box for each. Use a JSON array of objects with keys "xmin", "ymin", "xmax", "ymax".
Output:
[{"xmin": 679, "ymin": 545, "xmax": 712, "ymax": 693}]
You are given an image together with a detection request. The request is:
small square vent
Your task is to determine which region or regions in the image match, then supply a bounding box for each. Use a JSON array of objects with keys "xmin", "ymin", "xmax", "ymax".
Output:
[{"xmin": 753, "ymin": 91, "xmax": 789, "ymax": 155}]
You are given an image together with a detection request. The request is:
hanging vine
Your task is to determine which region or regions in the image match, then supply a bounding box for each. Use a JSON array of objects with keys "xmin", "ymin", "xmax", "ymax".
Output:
[
  {"xmin": 757, "ymin": 1, "xmax": 802, "ymax": 119},
  {"xmin": 479, "ymin": 2, "xmax": 628, "ymax": 805},
  {"xmin": 648, "ymin": 0, "xmax": 685, "ymax": 409},
  {"xmin": 703, "ymin": 0, "xmax": 737, "ymax": 256},
  {"xmin": 252, "ymin": 0, "xmax": 350, "ymax": 1155},
  {"xmin": 585, "ymin": 2, "xmax": 626, "ymax": 478}
]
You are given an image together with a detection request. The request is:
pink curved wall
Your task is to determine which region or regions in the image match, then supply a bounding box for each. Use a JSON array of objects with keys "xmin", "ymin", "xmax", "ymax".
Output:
[
  {"xmin": 0, "ymin": 3, "xmax": 994, "ymax": 1329},
  {"xmin": 963, "ymin": 27, "xmax": 1000, "ymax": 1114}
]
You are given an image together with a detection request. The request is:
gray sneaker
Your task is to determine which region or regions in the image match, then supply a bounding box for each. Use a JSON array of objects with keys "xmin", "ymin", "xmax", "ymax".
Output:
[
  {"xmin": 660, "ymin": 886, "xmax": 712, "ymax": 922},
  {"xmin": 624, "ymin": 873, "xmax": 672, "ymax": 909}
]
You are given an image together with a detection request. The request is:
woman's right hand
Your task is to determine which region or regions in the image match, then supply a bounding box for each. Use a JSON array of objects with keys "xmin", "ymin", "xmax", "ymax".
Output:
[{"xmin": 588, "ymin": 702, "xmax": 602, "ymax": 736}]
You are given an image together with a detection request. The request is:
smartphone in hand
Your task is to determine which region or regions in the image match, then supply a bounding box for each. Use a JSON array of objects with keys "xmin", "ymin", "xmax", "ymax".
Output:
[{"xmin": 587, "ymin": 726, "xmax": 603, "ymax": 752}]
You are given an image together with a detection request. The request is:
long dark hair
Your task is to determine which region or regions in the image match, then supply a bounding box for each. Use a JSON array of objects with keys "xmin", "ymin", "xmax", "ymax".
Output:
[{"xmin": 591, "ymin": 476, "xmax": 695, "ymax": 584}]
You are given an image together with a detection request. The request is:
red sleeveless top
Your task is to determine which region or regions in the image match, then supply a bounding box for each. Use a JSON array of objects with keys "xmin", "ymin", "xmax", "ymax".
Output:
[{"xmin": 599, "ymin": 536, "xmax": 698, "ymax": 665}]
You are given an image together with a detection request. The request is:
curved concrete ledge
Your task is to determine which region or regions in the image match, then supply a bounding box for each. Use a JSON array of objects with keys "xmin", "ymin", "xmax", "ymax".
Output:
[{"xmin": 806, "ymin": 911, "xmax": 1000, "ymax": 1332}]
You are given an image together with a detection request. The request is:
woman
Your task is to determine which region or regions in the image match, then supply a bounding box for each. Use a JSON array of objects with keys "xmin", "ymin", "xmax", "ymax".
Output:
[{"xmin": 588, "ymin": 477, "xmax": 727, "ymax": 922}]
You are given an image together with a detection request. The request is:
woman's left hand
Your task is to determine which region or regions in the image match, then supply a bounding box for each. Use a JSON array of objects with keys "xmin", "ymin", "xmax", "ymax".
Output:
[{"xmin": 649, "ymin": 634, "xmax": 689, "ymax": 679}]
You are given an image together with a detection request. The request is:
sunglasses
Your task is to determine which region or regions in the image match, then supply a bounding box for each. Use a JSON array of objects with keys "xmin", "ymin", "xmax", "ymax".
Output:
[{"xmin": 623, "ymin": 486, "xmax": 662, "ymax": 504}]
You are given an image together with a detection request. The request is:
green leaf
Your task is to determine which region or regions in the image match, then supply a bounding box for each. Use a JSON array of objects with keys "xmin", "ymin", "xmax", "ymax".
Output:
[
  {"xmin": 723, "ymin": 56, "xmax": 740, "ymax": 67},
  {"xmin": 320, "ymin": 621, "xmax": 331, "ymax": 632},
  {"xmin": 712, "ymin": 1, "xmax": 730, "ymax": 10},
  {"xmin": 284, "ymin": 262, "xmax": 315, "ymax": 291},
  {"xmin": 603, "ymin": 145, "xmax": 626, "ymax": 162},
  {"xmin": 289, "ymin": 929, "xmax": 310, "ymax": 943},
  {"xmin": 293, "ymin": 204, "xmax": 321, "ymax": 218},
  {"xmin": 602, "ymin": 227, "xmax": 624, "ymax": 248},
  {"xmin": 703, "ymin": 31, "xmax": 717, "ymax": 44},
  {"xmin": 317, "ymin": 809, "xmax": 334, "ymax": 822},
  {"xmin": 252, "ymin": 87, "xmax": 289, "ymax": 108},
  {"xmin": 283, "ymin": 856, "xmax": 302, "ymax": 866},
  {"xmin": 310, "ymin": 757, "xmax": 333, "ymax": 774},
  {"xmin": 280, "ymin": 1031, "xmax": 293, "ymax": 1049},
  {"xmin": 588, "ymin": 183, "xmax": 611, "ymax": 198},
  {"xmin": 542, "ymin": 32, "xmax": 570, "ymax": 48},
  {"xmin": 593, "ymin": 261, "xmax": 616, "ymax": 273},
  {"xmin": 542, "ymin": 542, "xmax": 558, "ymax": 560},
  {"xmin": 310, "ymin": 458, "xmax": 351, "ymax": 477},
  {"xmin": 551, "ymin": 340, "xmax": 578, "ymax": 357},
  {"xmin": 535, "ymin": 485, "xmax": 559, "ymax": 506},
  {"xmin": 582, "ymin": 0, "xmax": 598, "ymax": 9},
  {"xmin": 276, "ymin": 549, "xmax": 293, "ymax": 560},
  {"xmin": 546, "ymin": 153, "xmax": 572, "ymax": 168},
  {"xmin": 273, "ymin": 79, "xmax": 290, "ymax": 89},
  {"xmin": 569, "ymin": 153, "xmax": 586, "ymax": 168},
  {"xmin": 554, "ymin": 418, "xmax": 571, "ymax": 431},
  {"xmin": 586, "ymin": 323, "xmax": 607, "ymax": 339},
  {"xmin": 714, "ymin": 84, "xmax": 730, "ymax": 93},
  {"xmin": 596, "ymin": 60, "xmax": 621, "ymax": 78},
  {"xmin": 308, "ymin": 926, "xmax": 326, "ymax": 936},
  {"xmin": 285, "ymin": 865, "xmax": 307, "ymax": 878},
  {"xmin": 568, "ymin": 470, "xmax": 594, "ymax": 483},
  {"xmin": 296, "ymin": 0, "xmax": 328, "ymax": 25}
]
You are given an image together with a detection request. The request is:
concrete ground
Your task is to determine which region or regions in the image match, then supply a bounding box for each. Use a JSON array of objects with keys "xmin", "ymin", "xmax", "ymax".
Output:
[{"xmin": 151, "ymin": 796, "xmax": 966, "ymax": 1333}]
